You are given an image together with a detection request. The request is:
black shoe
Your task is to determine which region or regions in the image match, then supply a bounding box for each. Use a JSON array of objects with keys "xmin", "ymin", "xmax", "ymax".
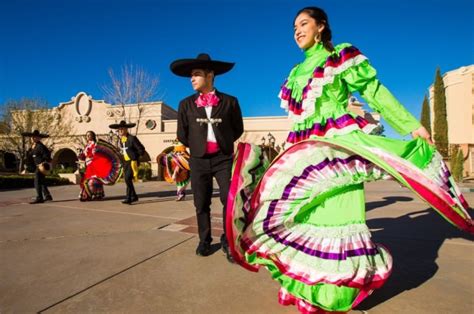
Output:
[
  {"xmin": 130, "ymin": 196, "xmax": 139, "ymax": 203},
  {"xmin": 30, "ymin": 198, "xmax": 44, "ymax": 204},
  {"xmin": 225, "ymin": 250, "xmax": 235, "ymax": 263},
  {"xmin": 122, "ymin": 199, "xmax": 132, "ymax": 204},
  {"xmin": 195, "ymin": 242, "xmax": 211, "ymax": 256},
  {"xmin": 220, "ymin": 234, "xmax": 234, "ymax": 263},
  {"xmin": 45, "ymin": 195, "xmax": 53, "ymax": 202},
  {"xmin": 220, "ymin": 234, "xmax": 229, "ymax": 253}
]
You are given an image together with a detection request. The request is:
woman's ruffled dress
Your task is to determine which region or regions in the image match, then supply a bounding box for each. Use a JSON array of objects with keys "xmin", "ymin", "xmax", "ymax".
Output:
[
  {"xmin": 80, "ymin": 139, "xmax": 123, "ymax": 200},
  {"xmin": 226, "ymin": 42, "xmax": 473, "ymax": 313},
  {"xmin": 158, "ymin": 146, "xmax": 190, "ymax": 198}
]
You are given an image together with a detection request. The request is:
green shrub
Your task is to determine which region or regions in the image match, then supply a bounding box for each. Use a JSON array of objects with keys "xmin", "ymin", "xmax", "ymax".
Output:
[
  {"xmin": 51, "ymin": 166, "xmax": 76, "ymax": 175},
  {"xmin": 0, "ymin": 175, "xmax": 71, "ymax": 190},
  {"xmin": 137, "ymin": 163, "xmax": 152, "ymax": 181}
]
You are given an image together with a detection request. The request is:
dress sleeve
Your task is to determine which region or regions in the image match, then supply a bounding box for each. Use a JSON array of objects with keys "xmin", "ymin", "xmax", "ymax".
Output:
[
  {"xmin": 78, "ymin": 149, "xmax": 86, "ymax": 161},
  {"xmin": 341, "ymin": 56, "xmax": 421, "ymax": 136}
]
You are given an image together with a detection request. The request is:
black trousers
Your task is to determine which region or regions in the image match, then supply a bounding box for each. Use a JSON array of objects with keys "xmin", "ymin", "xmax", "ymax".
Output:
[
  {"xmin": 189, "ymin": 152, "xmax": 232, "ymax": 245},
  {"xmin": 123, "ymin": 161, "xmax": 137, "ymax": 199},
  {"xmin": 34, "ymin": 169, "xmax": 51, "ymax": 200}
]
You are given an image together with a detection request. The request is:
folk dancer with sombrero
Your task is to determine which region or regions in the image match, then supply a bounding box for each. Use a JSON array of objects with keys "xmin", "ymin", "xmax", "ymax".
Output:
[
  {"xmin": 109, "ymin": 120, "xmax": 145, "ymax": 205},
  {"xmin": 171, "ymin": 53, "xmax": 244, "ymax": 261},
  {"xmin": 22, "ymin": 130, "xmax": 53, "ymax": 204}
]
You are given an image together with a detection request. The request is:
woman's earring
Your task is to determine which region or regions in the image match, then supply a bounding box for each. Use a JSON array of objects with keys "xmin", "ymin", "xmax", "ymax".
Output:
[{"xmin": 314, "ymin": 32, "xmax": 322, "ymax": 43}]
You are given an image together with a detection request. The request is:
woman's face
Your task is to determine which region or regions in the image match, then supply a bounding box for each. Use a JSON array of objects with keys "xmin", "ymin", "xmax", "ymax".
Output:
[
  {"xmin": 86, "ymin": 132, "xmax": 93, "ymax": 141},
  {"xmin": 294, "ymin": 12, "xmax": 325, "ymax": 50}
]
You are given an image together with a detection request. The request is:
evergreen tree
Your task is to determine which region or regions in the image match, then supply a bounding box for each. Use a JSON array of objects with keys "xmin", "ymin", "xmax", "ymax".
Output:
[
  {"xmin": 450, "ymin": 145, "xmax": 464, "ymax": 182},
  {"xmin": 420, "ymin": 94, "xmax": 431, "ymax": 135},
  {"xmin": 450, "ymin": 145, "xmax": 460, "ymax": 180},
  {"xmin": 433, "ymin": 67, "xmax": 449, "ymax": 157},
  {"xmin": 454, "ymin": 149, "xmax": 464, "ymax": 182}
]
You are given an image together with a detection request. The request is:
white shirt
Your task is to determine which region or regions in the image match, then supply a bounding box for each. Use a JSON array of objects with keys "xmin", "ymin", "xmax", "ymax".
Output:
[
  {"xmin": 200, "ymin": 90, "xmax": 218, "ymax": 143},
  {"xmin": 204, "ymin": 106, "xmax": 217, "ymax": 143}
]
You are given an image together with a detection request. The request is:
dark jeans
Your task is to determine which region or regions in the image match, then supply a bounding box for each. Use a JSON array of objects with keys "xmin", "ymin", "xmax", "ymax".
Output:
[
  {"xmin": 34, "ymin": 169, "xmax": 51, "ymax": 200},
  {"xmin": 189, "ymin": 152, "xmax": 232, "ymax": 245},
  {"xmin": 123, "ymin": 161, "xmax": 137, "ymax": 199}
]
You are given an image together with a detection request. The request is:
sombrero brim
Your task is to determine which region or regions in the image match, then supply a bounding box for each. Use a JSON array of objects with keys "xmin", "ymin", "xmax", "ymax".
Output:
[
  {"xmin": 109, "ymin": 122, "xmax": 136, "ymax": 129},
  {"xmin": 170, "ymin": 59, "xmax": 235, "ymax": 77},
  {"xmin": 21, "ymin": 132, "xmax": 49, "ymax": 138}
]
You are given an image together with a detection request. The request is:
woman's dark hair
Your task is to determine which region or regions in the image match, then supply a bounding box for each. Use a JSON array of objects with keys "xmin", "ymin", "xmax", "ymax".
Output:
[
  {"xmin": 295, "ymin": 7, "xmax": 334, "ymax": 52},
  {"xmin": 86, "ymin": 130, "xmax": 97, "ymax": 142}
]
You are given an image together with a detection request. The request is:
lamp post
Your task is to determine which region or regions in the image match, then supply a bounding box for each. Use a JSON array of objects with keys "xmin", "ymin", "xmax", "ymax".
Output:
[
  {"xmin": 261, "ymin": 132, "xmax": 278, "ymax": 162},
  {"xmin": 267, "ymin": 133, "xmax": 276, "ymax": 147},
  {"xmin": 108, "ymin": 130, "xmax": 118, "ymax": 147}
]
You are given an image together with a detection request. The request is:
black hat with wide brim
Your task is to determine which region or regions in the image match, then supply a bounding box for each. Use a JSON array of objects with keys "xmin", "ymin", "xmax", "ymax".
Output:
[
  {"xmin": 109, "ymin": 120, "xmax": 137, "ymax": 129},
  {"xmin": 170, "ymin": 53, "xmax": 235, "ymax": 77},
  {"xmin": 21, "ymin": 130, "xmax": 49, "ymax": 138}
]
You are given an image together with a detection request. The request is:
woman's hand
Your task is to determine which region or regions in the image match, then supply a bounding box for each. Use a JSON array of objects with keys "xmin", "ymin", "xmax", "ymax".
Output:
[{"xmin": 411, "ymin": 126, "xmax": 433, "ymax": 145}]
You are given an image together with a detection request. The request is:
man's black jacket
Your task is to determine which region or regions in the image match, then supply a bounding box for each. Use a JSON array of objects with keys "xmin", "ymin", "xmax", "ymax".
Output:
[{"xmin": 177, "ymin": 90, "xmax": 244, "ymax": 157}]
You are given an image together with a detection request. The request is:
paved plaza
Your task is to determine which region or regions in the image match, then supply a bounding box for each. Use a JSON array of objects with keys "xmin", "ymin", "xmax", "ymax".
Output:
[{"xmin": 0, "ymin": 180, "xmax": 473, "ymax": 313}]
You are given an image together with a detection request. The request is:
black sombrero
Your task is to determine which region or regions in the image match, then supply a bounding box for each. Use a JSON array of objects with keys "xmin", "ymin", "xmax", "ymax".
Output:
[
  {"xmin": 21, "ymin": 130, "xmax": 49, "ymax": 138},
  {"xmin": 170, "ymin": 53, "xmax": 235, "ymax": 77},
  {"xmin": 109, "ymin": 120, "xmax": 136, "ymax": 129}
]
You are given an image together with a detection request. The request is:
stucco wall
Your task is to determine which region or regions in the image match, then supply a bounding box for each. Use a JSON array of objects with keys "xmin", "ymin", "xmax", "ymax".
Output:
[{"xmin": 15, "ymin": 92, "xmax": 381, "ymax": 177}]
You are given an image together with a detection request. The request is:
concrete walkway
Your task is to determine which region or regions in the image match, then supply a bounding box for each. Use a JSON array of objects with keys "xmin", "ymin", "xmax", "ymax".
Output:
[{"xmin": 0, "ymin": 181, "xmax": 473, "ymax": 313}]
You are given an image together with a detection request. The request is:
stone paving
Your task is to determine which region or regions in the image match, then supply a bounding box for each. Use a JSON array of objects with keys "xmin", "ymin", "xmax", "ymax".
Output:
[{"xmin": 0, "ymin": 180, "xmax": 473, "ymax": 313}]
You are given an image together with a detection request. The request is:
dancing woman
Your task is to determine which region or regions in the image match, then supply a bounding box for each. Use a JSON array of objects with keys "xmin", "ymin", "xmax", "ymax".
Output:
[
  {"xmin": 158, "ymin": 140, "xmax": 191, "ymax": 201},
  {"xmin": 78, "ymin": 131, "xmax": 123, "ymax": 201},
  {"xmin": 227, "ymin": 6, "xmax": 473, "ymax": 313}
]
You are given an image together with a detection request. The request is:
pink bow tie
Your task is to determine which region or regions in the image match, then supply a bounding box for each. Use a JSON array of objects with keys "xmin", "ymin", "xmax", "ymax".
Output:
[{"xmin": 195, "ymin": 93, "xmax": 220, "ymax": 108}]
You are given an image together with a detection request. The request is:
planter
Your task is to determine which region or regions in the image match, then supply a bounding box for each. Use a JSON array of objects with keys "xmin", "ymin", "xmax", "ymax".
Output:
[{"xmin": 58, "ymin": 173, "xmax": 81, "ymax": 184}]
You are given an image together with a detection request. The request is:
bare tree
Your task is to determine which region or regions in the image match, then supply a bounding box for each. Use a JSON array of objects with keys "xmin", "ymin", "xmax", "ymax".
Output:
[
  {"xmin": 101, "ymin": 64, "xmax": 161, "ymax": 135},
  {"xmin": 0, "ymin": 98, "xmax": 75, "ymax": 172}
]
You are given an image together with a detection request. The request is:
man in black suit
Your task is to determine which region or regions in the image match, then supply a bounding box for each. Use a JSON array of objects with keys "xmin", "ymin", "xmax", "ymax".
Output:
[
  {"xmin": 109, "ymin": 120, "xmax": 145, "ymax": 205},
  {"xmin": 171, "ymin": 53, "xmax": 244, "ymax": 261},
  {"xmin": 22, "ymin": 130, "xmax": 53, "ymax": 204}
]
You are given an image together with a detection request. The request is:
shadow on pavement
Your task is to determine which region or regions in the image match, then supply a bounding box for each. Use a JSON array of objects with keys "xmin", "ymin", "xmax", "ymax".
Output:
[
  {"xmin": 209, "ymin": 243, "xmax": 222, "ymax": 255},
  {"xmin": 40, "ymin": 190, "xmax": 222, "ymax": 206},
  {"xmin": 358, "ymin": 202, "xmax": 474, "ymax": 311},
  {"xmin": 101, "ymin": 191, "xmax": 221, "ymax": 204},
  {"xmin": 366, "ymin": 196, "xmax": 413, "ymax": 211}
]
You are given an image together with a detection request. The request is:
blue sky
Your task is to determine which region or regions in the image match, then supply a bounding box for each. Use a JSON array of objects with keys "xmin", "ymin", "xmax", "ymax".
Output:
[{"xmin": 1, "ymin": 0, "xmax": 473, "ymax": 139}]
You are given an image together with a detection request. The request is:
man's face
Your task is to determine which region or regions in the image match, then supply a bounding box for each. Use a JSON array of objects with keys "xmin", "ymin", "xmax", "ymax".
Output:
[
  {"xmin": 32, "ymin": 136, "xmax": 40, "ymax": 143},
  {"xmin": 118, "ymin": 128, "xmax": 127, "ymax": 137},
  {"xmin": 190, "ymin": 69, "xmax": 213, "ymax": 92}
]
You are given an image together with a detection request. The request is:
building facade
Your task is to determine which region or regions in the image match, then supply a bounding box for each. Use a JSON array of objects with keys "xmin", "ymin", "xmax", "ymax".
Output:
[
  {"xmin": 429, "ymin": 65, "xmax": 474, "ymax": 176},
  {"xmin": 2, "ymin": 91, "xmax": 381, "ymax": 177}
]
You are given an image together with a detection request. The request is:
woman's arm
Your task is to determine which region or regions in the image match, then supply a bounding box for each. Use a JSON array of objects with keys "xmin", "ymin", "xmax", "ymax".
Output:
[{"xmin": 341, "ymin": 48, "xmax": 425, "ymax": 138}]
